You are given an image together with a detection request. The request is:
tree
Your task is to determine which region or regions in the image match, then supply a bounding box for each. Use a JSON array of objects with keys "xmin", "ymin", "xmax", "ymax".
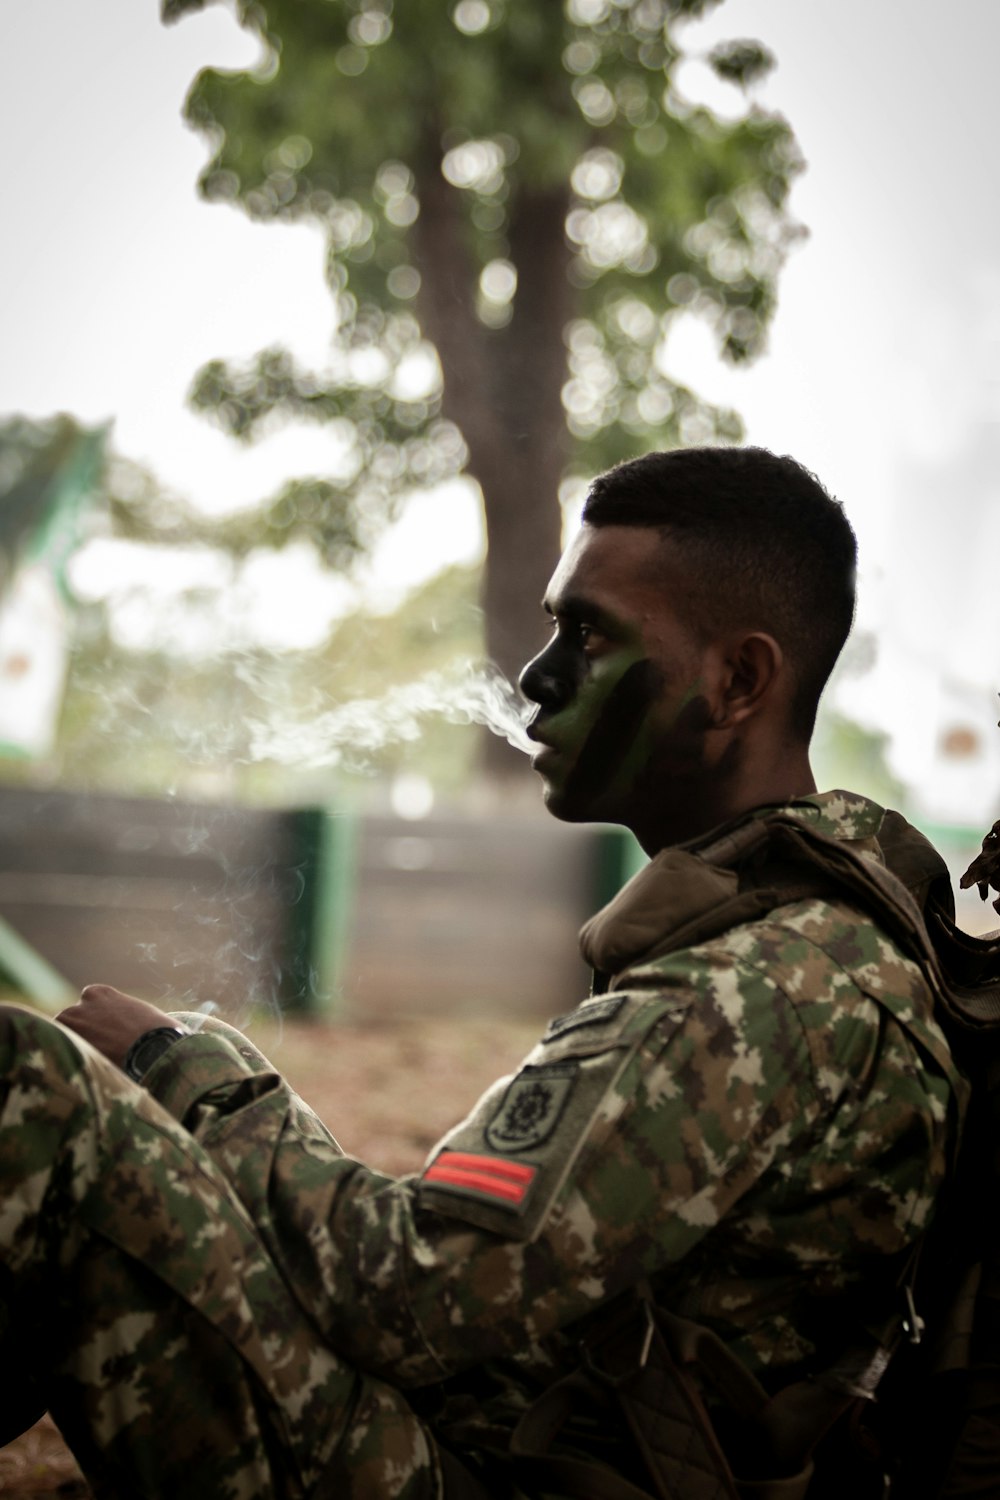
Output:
[{"xmin": 163, "ymin": 0, "xmax": 801, "ymax": 715}]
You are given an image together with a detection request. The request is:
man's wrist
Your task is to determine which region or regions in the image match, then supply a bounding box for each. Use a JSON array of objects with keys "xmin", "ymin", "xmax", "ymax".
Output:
[{"xmin": 123, "ymin": 1026, "xmax": 189, "ymax": 1083}]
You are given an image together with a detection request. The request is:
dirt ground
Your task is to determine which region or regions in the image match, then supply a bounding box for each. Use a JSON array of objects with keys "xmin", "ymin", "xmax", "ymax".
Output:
[{"xmin": 0, "ymin": 1010, "xmax": 542, "ymax": 1496}]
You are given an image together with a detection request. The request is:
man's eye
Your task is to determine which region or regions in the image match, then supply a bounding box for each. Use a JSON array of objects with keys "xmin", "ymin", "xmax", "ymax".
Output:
[
  {"xmin": 547, "ymin": 616, "xmax": 600, "ymax": 649},
  {"xmin": 576, "ymin": 622, "xmax": 606, "ymax": 655}
]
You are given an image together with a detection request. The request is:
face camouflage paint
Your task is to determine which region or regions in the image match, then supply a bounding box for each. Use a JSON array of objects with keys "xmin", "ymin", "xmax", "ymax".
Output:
[
  {"xmin": 561, "ymin": 657, "xmax": 664, "ymax": 810},
  {"xmin": 520, "ymin": 524, "xmax": 723, "ymax": 847},
  {"xmin": 521, "ymin": 630, "xmax": 653, "ymax": 813}
]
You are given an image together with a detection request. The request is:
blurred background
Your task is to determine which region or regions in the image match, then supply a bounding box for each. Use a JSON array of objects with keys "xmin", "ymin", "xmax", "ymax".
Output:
[
  {"xmin": 1, "ymin": 0, "xmax": 1000, "ymax": 1032},
  {"xmin": 3, "ymin": 4, "xmax": 1000, "ymax": 1485}
]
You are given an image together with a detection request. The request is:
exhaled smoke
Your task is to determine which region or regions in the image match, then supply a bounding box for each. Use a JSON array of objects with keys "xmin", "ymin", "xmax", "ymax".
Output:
[{"xmin": 247, "ymin": 658, "xmax": 534, "ymax": 770}]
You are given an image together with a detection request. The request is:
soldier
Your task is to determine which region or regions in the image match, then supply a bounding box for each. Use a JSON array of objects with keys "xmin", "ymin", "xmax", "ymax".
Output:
[{"xmin": 0, "ymin": 446, "xmax": 965, "ymax": 1497}]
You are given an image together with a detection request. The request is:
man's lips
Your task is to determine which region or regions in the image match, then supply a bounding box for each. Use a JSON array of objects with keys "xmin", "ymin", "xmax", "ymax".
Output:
[
  {"xmin": 531, "ymin": 745, "xmax": 559, "ymax": 771},
  {"xmin": 528, "ymin": 736, "xmax": 563, "ymax": 774},
  {"xmin": 526, "ymin": 717, "xmax": 555, "ymax": 747},
  {"xmin": 525, "ymin": 718, "xmax": 560, "ymax": 768}
]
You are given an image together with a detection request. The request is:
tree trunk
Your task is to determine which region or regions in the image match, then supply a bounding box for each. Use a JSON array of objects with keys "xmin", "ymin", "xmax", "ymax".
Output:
[
  {"xmin": 412, "ymin": 161, "xmax": 573, "ymax": 776},
  {"xmin": 478, "ymin": 185, "xmax": 573, "ymax": 676}
]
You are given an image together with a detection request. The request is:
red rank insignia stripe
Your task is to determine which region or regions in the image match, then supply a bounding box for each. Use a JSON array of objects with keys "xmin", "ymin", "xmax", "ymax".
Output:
[{"xmin": 423, "ymin": 1150, "xmax": 537, "ymax": 1206}]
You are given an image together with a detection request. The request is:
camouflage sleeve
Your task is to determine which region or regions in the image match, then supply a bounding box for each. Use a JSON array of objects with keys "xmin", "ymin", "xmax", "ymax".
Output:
[
  {"xmin": 135, "ymin": 948, "xmax": 948, "ymax": 1398},
  {"xmin": 143, "ymin": 1029, "xmax": 273, "ymax": 1122},
  {"xmin": 300, "ymin": 953, "xmax": 832, "ymax": 1386}
]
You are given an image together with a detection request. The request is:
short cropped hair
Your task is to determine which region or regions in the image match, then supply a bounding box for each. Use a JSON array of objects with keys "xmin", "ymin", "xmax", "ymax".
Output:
[{"xmin": 581, "ymin": 446, "xmax": 857, "ymax": 739}]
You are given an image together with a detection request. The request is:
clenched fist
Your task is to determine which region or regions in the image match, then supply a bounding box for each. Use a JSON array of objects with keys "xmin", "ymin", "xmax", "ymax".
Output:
[{"xmin": 57, "ymin": 984, "xmax": 179, "ymax": 1069}]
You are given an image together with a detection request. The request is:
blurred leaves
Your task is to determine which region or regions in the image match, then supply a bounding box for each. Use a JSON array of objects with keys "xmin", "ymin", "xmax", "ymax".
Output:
[
  {"xmin": 158, "ymin": 0, "xmax": 802, "ymax": 679},
  {"xmin": 708, "ymin": 40, "xmax": 776, "ymax": 90},
  {"xmin": 159, "ymin": 0, "xmax": 803, "ymax": 439},
  {"xmin": 185, "ymin": 333, "xmax": 465, "ymax": 565},
  {"xmin": 29, "ymin": 559, "xmax": 486, "ymax": 801},
  {"xmin": 812, "ymin": 711, "xmax": 909, "ymax": 813},
  {"xmin": 167, "ymin": 0, "xmax": 800, "ymax": 389}
]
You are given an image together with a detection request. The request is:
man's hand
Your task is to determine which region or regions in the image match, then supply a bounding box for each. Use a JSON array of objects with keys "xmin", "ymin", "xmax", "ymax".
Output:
[{"xmin": 57, "ymin": 984, "xmax": 180, "ymax": 1069}]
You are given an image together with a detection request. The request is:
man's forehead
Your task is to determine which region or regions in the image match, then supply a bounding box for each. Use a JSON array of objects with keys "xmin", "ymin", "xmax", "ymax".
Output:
[{"xmin": 543, "ymin": 523, "xmax": 672, "ymax": 610}]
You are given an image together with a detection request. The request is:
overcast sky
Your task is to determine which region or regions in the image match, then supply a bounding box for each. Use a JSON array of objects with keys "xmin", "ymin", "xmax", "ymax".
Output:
[{"xmin": 4, "ymin": 0, "xmax": 1000, "ymax": 827}]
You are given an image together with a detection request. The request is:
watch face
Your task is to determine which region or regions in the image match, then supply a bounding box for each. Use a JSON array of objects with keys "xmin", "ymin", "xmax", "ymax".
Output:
[{"xmin": 126, "ymin": 1027, "xmax": 185, "ymax": 1081}]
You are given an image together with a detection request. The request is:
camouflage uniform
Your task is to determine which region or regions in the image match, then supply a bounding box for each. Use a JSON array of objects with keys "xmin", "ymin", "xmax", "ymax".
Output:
[{"xmin": 0, "ymin": 792, "xmax": 964, "ymax": 1497}]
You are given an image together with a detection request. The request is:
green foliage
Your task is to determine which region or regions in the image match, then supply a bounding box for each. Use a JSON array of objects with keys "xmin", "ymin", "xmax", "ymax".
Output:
[
  {"xmin": 162, "ymin": 0, "xmax": 801, "ymax": 521},
  {"xmin": 708, "ymin": 40, "xmax": 776, "ymax": 90},
  {"xmin": 313, "ymin": 562, "xmax": 486, "ymax": 786},
  {"xmin": 44, "ymin": 610, "xmax": 246, "ymax": 797},
  {"xmin": 26, "ymin": 563, "xmax": 486, "ymax": 802},
  {"xmin": 0, "ymin": 415, "xmax": 107, "ymax": 595},
  {"xmin": 107, "ymin": 441, "xmax": 381, "ymax": 569},
  {"xmin": 188, "ymin": 337, "xmax": 466, "ymax": 564},
  {"xmin": 323, "ymin": 563, "xmax": 483, "ymax": 694},
  {"xmin": 106, "ymin": 452, "xmax": 196, "ymax": 545},
  {"xmin": 812, "ymin": 710, "xmax": 909, "ymax": 812}
]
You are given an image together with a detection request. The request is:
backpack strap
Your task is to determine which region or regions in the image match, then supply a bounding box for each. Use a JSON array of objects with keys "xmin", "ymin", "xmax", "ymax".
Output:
[
  {"xmin": 510, "ymin": 1368, "xmax": 677, "ymax": 1500},
  {"xmin": 510, "ymin": 1286, "xmax": 749, "ymax": 1500},
  {"xmin": 509, "ymin": 1273, "xmax": 904, "ymax": 1500},
  {"xmin": 585, "ymin": 811, "xmax": 967, "ymax": 1122},
  {"xmin": 570, "ymin": 809, "xmax": 970, "ymax": 1496}
]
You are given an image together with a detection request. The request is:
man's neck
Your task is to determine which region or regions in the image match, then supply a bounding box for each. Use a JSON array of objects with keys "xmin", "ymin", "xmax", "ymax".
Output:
[{"xmin": 635, "ymin": 749, "xmax": 817, "ymax": 857}]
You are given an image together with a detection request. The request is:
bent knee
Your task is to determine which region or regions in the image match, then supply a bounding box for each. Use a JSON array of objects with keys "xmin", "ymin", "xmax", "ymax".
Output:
[{"xmin": 0, "ymin": 1006, "xmax": 106, "ymax": 1210}]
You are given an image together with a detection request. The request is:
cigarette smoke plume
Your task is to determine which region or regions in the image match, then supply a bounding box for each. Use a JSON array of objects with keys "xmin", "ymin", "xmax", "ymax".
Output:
[{"xmin": 247, "ymin": 658, "xmax": 533, "ymax": 770}]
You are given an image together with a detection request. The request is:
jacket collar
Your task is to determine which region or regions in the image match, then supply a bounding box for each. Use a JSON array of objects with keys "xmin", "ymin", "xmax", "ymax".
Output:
[{"xmin": 579, "ymin": 790, "xmax": 890, "ymax": 979}]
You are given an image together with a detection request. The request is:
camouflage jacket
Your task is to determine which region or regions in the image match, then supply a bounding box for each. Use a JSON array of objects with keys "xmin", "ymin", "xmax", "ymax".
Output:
[{"xmin": 145, "ymin": 790, "xmax": 964, "ymax": 1460}]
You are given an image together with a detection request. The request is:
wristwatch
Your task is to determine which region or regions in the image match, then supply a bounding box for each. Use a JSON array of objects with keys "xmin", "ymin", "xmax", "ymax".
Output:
[{"xmin": 124, "ymin": 1025, "xmax": 188, "ymax": 1083}]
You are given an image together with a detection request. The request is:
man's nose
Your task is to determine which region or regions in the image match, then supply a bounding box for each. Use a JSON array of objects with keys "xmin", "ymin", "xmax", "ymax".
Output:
[{"xmin": 518, "ymin": 642, "xmax": 574, "ymax": 711}]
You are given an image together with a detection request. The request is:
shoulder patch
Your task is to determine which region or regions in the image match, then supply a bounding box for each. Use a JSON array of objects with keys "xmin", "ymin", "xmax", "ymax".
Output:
[
  {"xmin": 485, "ymin": 1061, "xmax": 578, "ymax": 1152},
  {"xmin": 543, "ymin": 994, "xmax": 627, "ymax": 1041},
  {"xmin": 423, "ymin": 1150, "xmax": 537, "ymax": 1213},
  {"xmin": 418, "ymin": 991, "xmax": 691, "ymax": 1240}
]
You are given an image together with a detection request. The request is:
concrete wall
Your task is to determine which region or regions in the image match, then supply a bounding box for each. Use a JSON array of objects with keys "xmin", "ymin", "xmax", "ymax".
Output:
[
  {"xmin": 345, "ymin": 812, "xmax": 597, "ymax": 1021},
  {"xmin": 0, "ymin": 787, "xmax": 611, "ymax": 1022}
]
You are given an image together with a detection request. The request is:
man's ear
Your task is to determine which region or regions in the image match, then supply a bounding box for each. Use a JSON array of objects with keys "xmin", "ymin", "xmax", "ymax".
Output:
[{"xmin": 713, "ymin": 632, "xmax": 784, "ymax": 728}]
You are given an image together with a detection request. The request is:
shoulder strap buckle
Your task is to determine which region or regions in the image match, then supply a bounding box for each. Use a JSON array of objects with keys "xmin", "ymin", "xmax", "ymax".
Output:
[
  {"xmin": 579, "ymin": 1298, "xmax": 656, "ymax": 1388},
  {"xmin": 902, "ymin": 1284, "xmax": 925, "ymax": 1346}
]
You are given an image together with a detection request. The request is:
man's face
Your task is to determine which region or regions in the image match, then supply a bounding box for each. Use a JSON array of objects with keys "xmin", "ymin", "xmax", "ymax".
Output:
[{"xmin": 519, "ymin": 524, "xmax": 719, "ymax": 849}]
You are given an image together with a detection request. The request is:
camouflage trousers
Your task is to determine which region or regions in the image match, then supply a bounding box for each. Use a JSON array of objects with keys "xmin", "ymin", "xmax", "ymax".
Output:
[{"xmin": 0, "ymin": 1003, "xmax": 468, "ymax": 1500}]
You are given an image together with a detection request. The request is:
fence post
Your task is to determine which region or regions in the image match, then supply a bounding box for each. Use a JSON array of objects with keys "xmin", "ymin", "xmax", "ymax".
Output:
[
  {"xmin": 283, "ymin": 807, "xmax": 358, "ymax": 1018},
  {"xmin": 591, "ymin": 825, "xmax": 648, "ymax": 912}
]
